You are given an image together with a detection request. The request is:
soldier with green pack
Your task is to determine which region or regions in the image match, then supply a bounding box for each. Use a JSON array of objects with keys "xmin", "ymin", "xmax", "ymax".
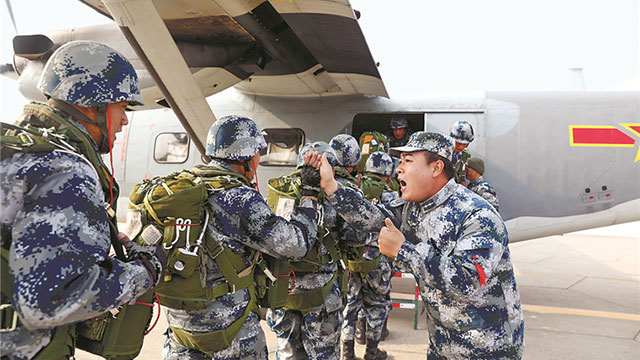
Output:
[
  {"xmin": 341, "ymin": 151, "xmax": 398, "ymax": 360},
  {"xmin": 1, "ymin": 41, "xmax": 165, "ymax": 359},
  {"xmin": 134, "ymin": 115, "xmax": 323, "ymax": 359},
  {"xmin": 266, "ymin": 140, "xmax": 368, "ymax": 360}
]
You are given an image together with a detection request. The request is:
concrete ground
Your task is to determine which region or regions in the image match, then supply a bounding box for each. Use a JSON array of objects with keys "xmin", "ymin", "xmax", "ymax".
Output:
[{"xmin": 77, "ymin": 222, "xmax": 640, "ymax": 359}]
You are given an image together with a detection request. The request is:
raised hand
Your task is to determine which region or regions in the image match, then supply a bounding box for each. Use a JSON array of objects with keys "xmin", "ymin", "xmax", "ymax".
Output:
[{"xmin": 379, "ymin": 218, "xmax": 406, "ymax": 258}]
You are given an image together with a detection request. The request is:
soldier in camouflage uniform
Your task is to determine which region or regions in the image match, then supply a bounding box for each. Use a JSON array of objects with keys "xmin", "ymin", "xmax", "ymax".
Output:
[
  {"xmin": 267, "ymin": 141, "xmax": 368, "ymax": 360},
  {"xmin": 465, "ymin": 157, "xmax": 500, "ymax": 212},
  {"xmin": 386, "ymin": 117, "xmax": 412, "ymax": 147},
  {"xmin": 0, "ymin": 41, "xmax": 165, "ymax": 359},
  {"xmin": 162, "ymin": 115, "xmax": 321, "ymax": 359},
  {"xmin": 316, "ymin": 131, "xmax": 525, "ymax": 359},
  {"xmin": 449, "ymin": 120, "xmax": 474, "ymax": 185},
  {"xmin": 341, "ymin": 151, "xmax": 398, "ymax": 360}
]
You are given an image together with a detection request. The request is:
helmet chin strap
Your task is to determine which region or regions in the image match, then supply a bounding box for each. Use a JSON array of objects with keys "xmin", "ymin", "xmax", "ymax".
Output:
[{"xmin": 49, "ymin": 99, "xmax": 110, "ymax": 153}]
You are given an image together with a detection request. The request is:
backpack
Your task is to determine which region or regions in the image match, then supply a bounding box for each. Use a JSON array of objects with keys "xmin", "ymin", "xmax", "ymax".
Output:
[
  {"xmin": 358, "ymin": 131, "xmax": 389, "ymax": 172},
  {"xmin": 1, "ymin": 105, "xmax": 154, "ymax": 360},
  {"xmin": 266, "ymin": 170, "xmax": 346, "ymax": 313},
  {"xmin": 127, "ymin": 165, "xmax": 273, "ymax": 354}
]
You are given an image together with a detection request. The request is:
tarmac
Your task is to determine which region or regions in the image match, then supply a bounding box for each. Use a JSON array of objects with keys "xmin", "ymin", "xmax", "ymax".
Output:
[{"xmin": 77, "ymin": 222, "xmax": 640, "ymax": 360}]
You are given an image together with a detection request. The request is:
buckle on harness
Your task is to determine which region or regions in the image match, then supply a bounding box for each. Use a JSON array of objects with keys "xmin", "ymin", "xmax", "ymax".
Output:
[
  {"xmin": 210, "ymin": 246, "xmax": 224, "ymax": 260},
  {"xmin": 0, "ymin": 304, "xmax": 18, "ymax": 332}
]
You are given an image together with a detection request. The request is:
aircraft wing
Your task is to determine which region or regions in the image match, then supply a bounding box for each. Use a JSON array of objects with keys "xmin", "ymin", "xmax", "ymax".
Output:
[{"xmin": 77, "ymin": 0, "xmax": 387, "ymax": 154}]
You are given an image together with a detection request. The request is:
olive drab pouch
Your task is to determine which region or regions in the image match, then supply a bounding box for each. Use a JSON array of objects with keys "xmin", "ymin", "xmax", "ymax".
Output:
[
  {"xmin": 255, "ymin": 254, "xmax": 290, "ymax": 309},
  {"xmin": 266, "ymin": 169, "xmax": 302, "ymax": 220},
  {"xmin": 358, "ymin": 131, "xmax": 389, "ymax": 172},
  {"xmin": 76, "ymin": 289, "xmax": 156, "ymax": 360}
]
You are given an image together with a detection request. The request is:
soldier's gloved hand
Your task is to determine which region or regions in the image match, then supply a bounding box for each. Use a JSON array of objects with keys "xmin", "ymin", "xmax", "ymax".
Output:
[
  {"xmin": 121, "ymin": 238, "xmax": 167, "ymax": 286},
  {"xmin": 300, "ymin": 165, "xmax": 321, "ymax": 197}
]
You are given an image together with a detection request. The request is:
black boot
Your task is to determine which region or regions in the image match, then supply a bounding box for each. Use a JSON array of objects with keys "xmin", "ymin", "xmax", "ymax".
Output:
[
  {"xmin": 355, "ymin": 317, "xmax": 366, "ymax": 345},
  {"xmin": 380, "ymin": 318, "xmax": 389, "ymax": 341},
  {"xmin": 364, "ymin": 339, "xmax": 387, "ymax": 360},
  {"xmin": 342, "ymin": 340, "xmax": 356, "ymax": 360}
]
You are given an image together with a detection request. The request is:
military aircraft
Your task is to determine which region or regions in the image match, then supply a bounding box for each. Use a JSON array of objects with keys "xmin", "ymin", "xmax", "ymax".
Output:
[{"xmin": 3, "ymin": 0, "xmax": 639, "ymax": 242}]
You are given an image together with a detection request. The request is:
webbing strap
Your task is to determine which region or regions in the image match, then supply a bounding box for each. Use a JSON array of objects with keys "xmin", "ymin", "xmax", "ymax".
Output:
[
  {"xmin": 169, "ymin": 293, "xmax": 257, "ymax": 354},
  {"xmin": 285, "ymin": 271, "xmax": 338, "ymax": 313},
  {"xmin": 348, "ymin": 255, "xmax": 383, "ymax": 273}
]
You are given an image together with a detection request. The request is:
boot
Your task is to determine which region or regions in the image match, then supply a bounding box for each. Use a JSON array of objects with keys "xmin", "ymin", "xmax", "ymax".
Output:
[
  {"xmin": 380, "ymin": 318, "xmax": 389, "ymax": 341},
  {"xmin": 342, "ymin": 340, "xmax": 356, "ymax": 360},
  {"xmin": 355, "ymin": 317, "xmax": 366, "ymax": 345},
  {"xmin": 364, "ymin": 339, "xmax": 387, "ymax": 360}
]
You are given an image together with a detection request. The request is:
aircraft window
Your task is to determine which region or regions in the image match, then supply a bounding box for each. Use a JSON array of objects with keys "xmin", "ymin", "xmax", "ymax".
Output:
[
  {"xmin": 154, "ymin": 132, "xmax": 190, "ymax": 164},
  {"xmin": 259, "ymin": 128, "xmax": 305, "ymax": 166}
]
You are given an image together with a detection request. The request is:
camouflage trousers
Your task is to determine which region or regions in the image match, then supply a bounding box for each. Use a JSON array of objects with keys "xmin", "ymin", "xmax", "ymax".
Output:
[
  {"xmin": 162, "ymin": 312, "xmax": 268, "ymax": 360},
  {"xmin": 426, "ymin": 316, "xmax": 525, "ymax": 360},
  {"xmin": 342, "ymin": 258, "xmax": 392, "ymax": 342},
  {"xmin": 267, "ymin": 304, "xmax": 343, "ymax": 360}
]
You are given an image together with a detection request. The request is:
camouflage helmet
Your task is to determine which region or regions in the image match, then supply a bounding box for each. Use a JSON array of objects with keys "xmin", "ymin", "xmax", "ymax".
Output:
[
  {"xmin": 206, "ymin": 115, "xmax": 267, "ymax": 160},
  {"xmin": 449, "ymin": 120, "xmax": 474, "ymax": 144},
  {"xmin": 38, "ymin": 40, "xmax": 143, "ymax": 107},
  {"xmin": 364, "ymin": 151, "xmax": 394, "ymax": 176},
  {"xmin": 390, "ymin": 131, "xmax": 453, "ymax": 162},
  {"xmin": 390, "ymin": 117, "xmax": 409, "ymax": 129},
  {"xmin": 329, "ymin": 134, "xmax": 361, "ymax": 167},
  {"xmin": 296, "ymin": 141, "xmax": 339, "ymax": 168}
]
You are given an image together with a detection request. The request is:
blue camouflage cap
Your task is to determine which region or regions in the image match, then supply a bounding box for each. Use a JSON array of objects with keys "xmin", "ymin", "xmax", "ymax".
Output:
[
  {"xmin": 38, "ymin": 40, "xmax": 143, "ymax": 107},
  {"xmin": 329, "ymin": 134, "xmax": 361, "ymax": 167},
  {"xmin": 206, "ymin": 115, "xmax": 267, "ymax": 160},
  {"xmin": 389, "ymin": 131, "xmax": 453, "ymax": 162},
  {"xmin": 296, "ymin": 141, "xmax": 339, "ymax": 168},
  {"xmin": 364, "ymin": 151, "xmax": 394, "ymax": 176},
  {"xmin": 449, "ymin": 120, "xmax": 474, "ymax": 144}
]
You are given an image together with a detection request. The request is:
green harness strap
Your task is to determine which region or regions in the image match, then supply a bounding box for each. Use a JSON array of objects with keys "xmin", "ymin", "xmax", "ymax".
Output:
[{"xmin": 169, "ymin": 286, "xmax": 258, "ymax": 355}]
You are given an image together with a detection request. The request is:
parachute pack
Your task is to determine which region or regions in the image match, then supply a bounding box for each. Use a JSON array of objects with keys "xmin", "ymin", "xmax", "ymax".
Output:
[
  {"xmin": 0, "ymin": 104, "xmax": 154, "ymax": 360},
  {"xmin": 358, "ymin": 131, "xmax": 389, "ymax": 172},
  {"xmin": 267, "ymin": 170, "xmax": 349, "ymax": 313},
  {"xmin": 127, "ymin": 166, "xmax": 278, "ymax": 354}
]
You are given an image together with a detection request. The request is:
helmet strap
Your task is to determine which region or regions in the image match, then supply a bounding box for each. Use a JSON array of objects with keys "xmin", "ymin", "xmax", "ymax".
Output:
[{"xmin": 49, "ymin": 99, "xmax": 110, "ymax": 153}]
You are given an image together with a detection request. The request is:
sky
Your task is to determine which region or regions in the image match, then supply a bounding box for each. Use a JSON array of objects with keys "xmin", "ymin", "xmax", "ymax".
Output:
[{"xmin": 1, "ymin": 0, "xmax": 639, "ymax": 123}]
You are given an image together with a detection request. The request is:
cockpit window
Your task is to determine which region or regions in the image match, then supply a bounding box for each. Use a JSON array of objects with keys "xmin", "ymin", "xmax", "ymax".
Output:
[
  {"xmin": 259, "ymin": 128, "xmax": 305, "ymax": 166},
  {"xmin": 154, "ymin": 132, "xmax": 190, "ymax": 164}
]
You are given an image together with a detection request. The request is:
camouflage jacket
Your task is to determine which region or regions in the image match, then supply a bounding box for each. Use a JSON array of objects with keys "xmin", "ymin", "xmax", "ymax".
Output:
[
  {"xmin": 468, "ymin": 176, "xmax": 500, "ymax": 212},
  {"xmin": 165, "ymin": 160, "xmax": 319, "ymax": 343},
  {"xmin": 327, "ymin": 179, "xmax": 524, "ymax": 358},
  {"xmin": 452, "ymin": 148, "xmax": 471, "ymax": 184},
  {"xmin": 0, "ymin": 105, "xmax": 153, "ymax": 359}
]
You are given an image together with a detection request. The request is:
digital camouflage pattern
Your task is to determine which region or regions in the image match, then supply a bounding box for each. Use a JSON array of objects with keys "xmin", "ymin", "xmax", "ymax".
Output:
[
  {"xmin": 296, "ymin": 141, "xmax": 339, "ymax": 168},
  {"xmin": 342, "ymin": 251, "xmax": 392, "ymax": 343},
  {"xmin": 38, "ymin": 40, "xmax": 143, "ymax": 106},
  {"xmin": 453, "ymin": 148, "xmax": 471, "ymax": 184},
  {"xmin": 162, "ymin": 158, "xmax": 319, "ymax": 359},
  {"xmin": 449, "ymin": 120, "xmax": 474, "ymax": 144},
  {"xmin": 327, "ymin": 180, "xmax": 524, "ymax": 359},
  {"xmin": 0, "ymin": 108, "xmax": 152, "ymax": 359},
  {"xmin": 267, "ymin": 151, "xmax": 368, "ymax": 360},
  {"xmin": 330, "ymin": 134, "xmax": 361, "ymax": 167},
  {"xmin": 390, "ymin": 131, "xmax": 454, "ymax": 162},
  {"xmin": 364, "ymin": 151, "xmax": 395, "ymax": 177},
  {"xmin": 468, "ymin": 176, "xmax": 500, "ymax": 212},
  {"xmin": 206, "ymin": 115, "xmax": 267, "ymax": 160}
]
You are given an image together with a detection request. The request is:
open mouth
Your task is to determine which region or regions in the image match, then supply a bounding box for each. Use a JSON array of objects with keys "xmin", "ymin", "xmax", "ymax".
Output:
[{"xmin": 398, "ymin": 179, "xmax": 407, "ymax": 192}]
